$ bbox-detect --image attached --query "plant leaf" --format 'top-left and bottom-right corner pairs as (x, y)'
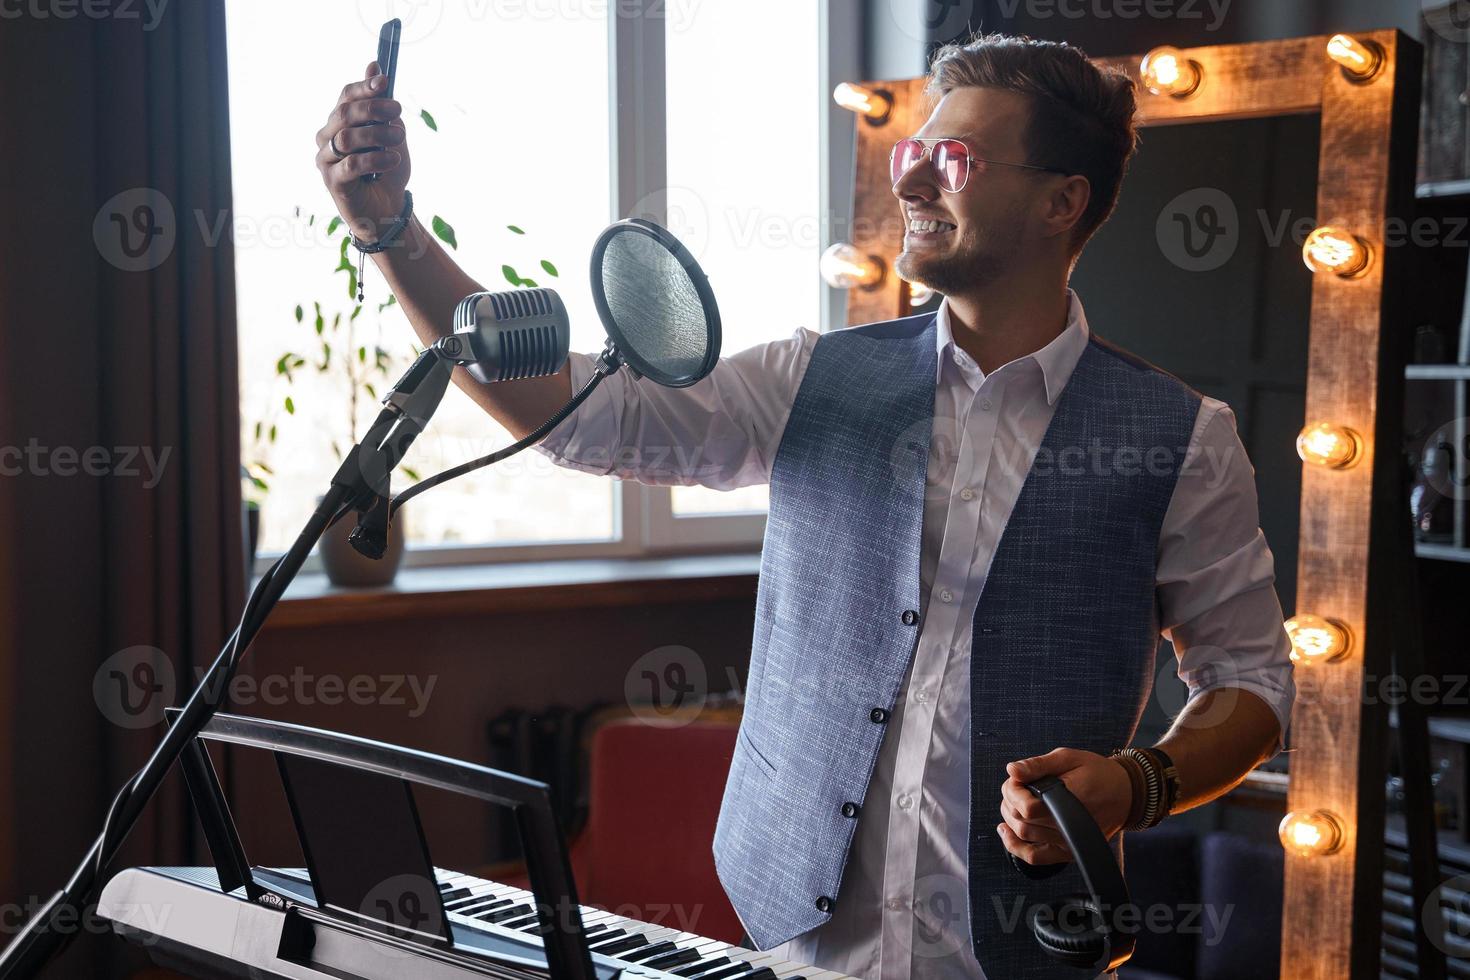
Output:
(315, 312), (325, 335)
(326, 216), (342, 236)
(268, 424), (277, 442)
(507, 225), (525, 235)
(364, 383), (377, 399)
(350, 304), (363, 321)
(502, 265), (521, 287)
(250, 476), (270, 492)
(420, 109), (438, 131)
(358, 346), (367, 364)
(284, 396), (295, 415)
(520, 277), (538, 288)
(431, 215), (458, 250)
(540, 259), (559, 277)
(402, 466), (421, 481)
(276, 354), (291, 375)
(254, 421), (263, 440)
(294, 304), (303, 323)
(256, 462), (273, 475)
(378, 295), (397, 313)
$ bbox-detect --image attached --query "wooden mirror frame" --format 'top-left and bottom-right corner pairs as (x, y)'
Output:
(842, 30), (1423, 979)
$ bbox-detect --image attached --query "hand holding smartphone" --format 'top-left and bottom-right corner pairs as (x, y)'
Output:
(362, 18), (401, 183)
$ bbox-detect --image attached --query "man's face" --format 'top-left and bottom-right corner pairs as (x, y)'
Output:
(892, 87), (1051, 296)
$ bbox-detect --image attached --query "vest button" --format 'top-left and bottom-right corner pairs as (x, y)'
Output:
(815, 896), (833, 913)
(841, 801), (860, 818)
(901, 610), (919, 626)
(870, 707), (889, 724)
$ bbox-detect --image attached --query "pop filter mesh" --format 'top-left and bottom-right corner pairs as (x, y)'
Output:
(598, 229), (711, 383)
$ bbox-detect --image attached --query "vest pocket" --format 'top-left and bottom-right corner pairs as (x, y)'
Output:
(737, 725), (778, 780)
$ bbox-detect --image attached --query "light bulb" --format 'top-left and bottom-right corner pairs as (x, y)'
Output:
(1327, 34), (1384, 81)
(1141, 47), (1203, 98)
(1279, 809), (1344, 857)
(1284, 614), (1353, 665)
(1296, 421), (1363, 470)
(833, 82), (892, 124)
(1302, 226), (1373, 278)
(820, 242), (884, 290)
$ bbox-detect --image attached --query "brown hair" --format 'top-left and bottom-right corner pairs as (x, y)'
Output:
(926, 33), (1139, 253)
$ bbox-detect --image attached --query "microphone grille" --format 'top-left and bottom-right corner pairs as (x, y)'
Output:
(458, 287), (570, 385)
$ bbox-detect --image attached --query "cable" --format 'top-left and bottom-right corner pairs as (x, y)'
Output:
(389, 369), (607, 517)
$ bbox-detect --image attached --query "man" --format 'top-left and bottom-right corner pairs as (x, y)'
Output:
(317, 32), (1294, 980)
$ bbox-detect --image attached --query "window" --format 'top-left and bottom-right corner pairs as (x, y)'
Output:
(228, 1), (828, 567)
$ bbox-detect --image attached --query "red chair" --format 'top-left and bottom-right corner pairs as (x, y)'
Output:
(502, 715), (745, 944)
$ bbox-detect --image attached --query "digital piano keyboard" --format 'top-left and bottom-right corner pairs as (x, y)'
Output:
(98, 863), (859, 980)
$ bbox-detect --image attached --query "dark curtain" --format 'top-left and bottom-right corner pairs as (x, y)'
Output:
(0, 1), (242, 975)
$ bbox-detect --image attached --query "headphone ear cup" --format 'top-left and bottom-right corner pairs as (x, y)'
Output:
(1029, 894), (1109, 969)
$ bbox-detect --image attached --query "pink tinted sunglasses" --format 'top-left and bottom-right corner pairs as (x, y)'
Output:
(890, 137), (1067, 193)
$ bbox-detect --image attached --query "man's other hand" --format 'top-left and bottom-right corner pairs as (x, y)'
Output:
(996, 748), (1132, 865)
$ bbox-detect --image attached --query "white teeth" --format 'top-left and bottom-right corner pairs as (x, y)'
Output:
(908, 219), (953, 234)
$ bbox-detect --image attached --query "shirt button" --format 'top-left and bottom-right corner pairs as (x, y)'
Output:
(886, 897), (905, 911)
(816, 896), (833, 913)
(841, 801), (861, 818)
(959, 487), (975, 501)
(870, 707), (890, 723)
(939, 589), (954, 603)
(897, 794), (914, 811)
(901, 610), (919, 626)
(914, 688), (930, 704)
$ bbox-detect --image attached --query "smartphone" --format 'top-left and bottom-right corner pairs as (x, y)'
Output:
(363, 18), (401, 183)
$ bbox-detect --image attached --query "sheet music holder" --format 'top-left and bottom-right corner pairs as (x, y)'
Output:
(166, 709), (598, 980)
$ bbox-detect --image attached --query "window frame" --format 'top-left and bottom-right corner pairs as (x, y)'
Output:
(250, 0), (854, 576)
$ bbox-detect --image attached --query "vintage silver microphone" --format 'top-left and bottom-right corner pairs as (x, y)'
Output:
(433, 287), (572, 384)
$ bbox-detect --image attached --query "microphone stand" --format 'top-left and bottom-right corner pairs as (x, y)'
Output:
(0, 351), (454, 980)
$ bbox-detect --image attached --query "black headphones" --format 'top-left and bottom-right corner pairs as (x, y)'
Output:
(1014, 776), (1137, 973)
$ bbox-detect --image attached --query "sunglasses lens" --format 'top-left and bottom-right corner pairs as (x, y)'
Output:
(891, 139), (924, 185)
(932, 140), (968, 192)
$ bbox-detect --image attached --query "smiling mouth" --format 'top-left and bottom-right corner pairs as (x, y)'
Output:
(906, 217), (957, 240)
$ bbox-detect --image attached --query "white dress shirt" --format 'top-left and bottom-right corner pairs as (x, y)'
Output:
(538, 291), (1296, 980)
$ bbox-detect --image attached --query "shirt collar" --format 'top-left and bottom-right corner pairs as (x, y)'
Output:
(932, 289), (1091, 405)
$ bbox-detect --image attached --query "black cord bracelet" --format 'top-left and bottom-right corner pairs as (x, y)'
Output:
(348, 189), (413, 303)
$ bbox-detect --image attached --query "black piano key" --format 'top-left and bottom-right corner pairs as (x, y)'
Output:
(739, 969), (779, 980)
(589, 934), (648, 956)
(671, 956), (732, 977)
(441, 886), (474, 901)
(498, 912), (542, 930)
(686, 963), (757, 980)
(447, 896), (511, 914)
(477, 903), (532, 924)
(584, 929), (630, 948)
(619, 941), (679, 963)
(642, 947), (703, 970)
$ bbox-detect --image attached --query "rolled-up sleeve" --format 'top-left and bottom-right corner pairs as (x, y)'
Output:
(535, 328), (817, 490)
(1156, 398), (1296, 753)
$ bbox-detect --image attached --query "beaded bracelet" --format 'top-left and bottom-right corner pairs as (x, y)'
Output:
(348, 189), (414, 303)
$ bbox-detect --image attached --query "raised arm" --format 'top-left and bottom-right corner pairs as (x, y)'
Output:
(315, 62), (572, 438)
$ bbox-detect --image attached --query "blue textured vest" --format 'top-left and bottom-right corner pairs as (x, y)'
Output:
(711, 312), (1202, 978)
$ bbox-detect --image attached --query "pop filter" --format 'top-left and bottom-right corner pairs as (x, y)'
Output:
(591, 217), (721, 387)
